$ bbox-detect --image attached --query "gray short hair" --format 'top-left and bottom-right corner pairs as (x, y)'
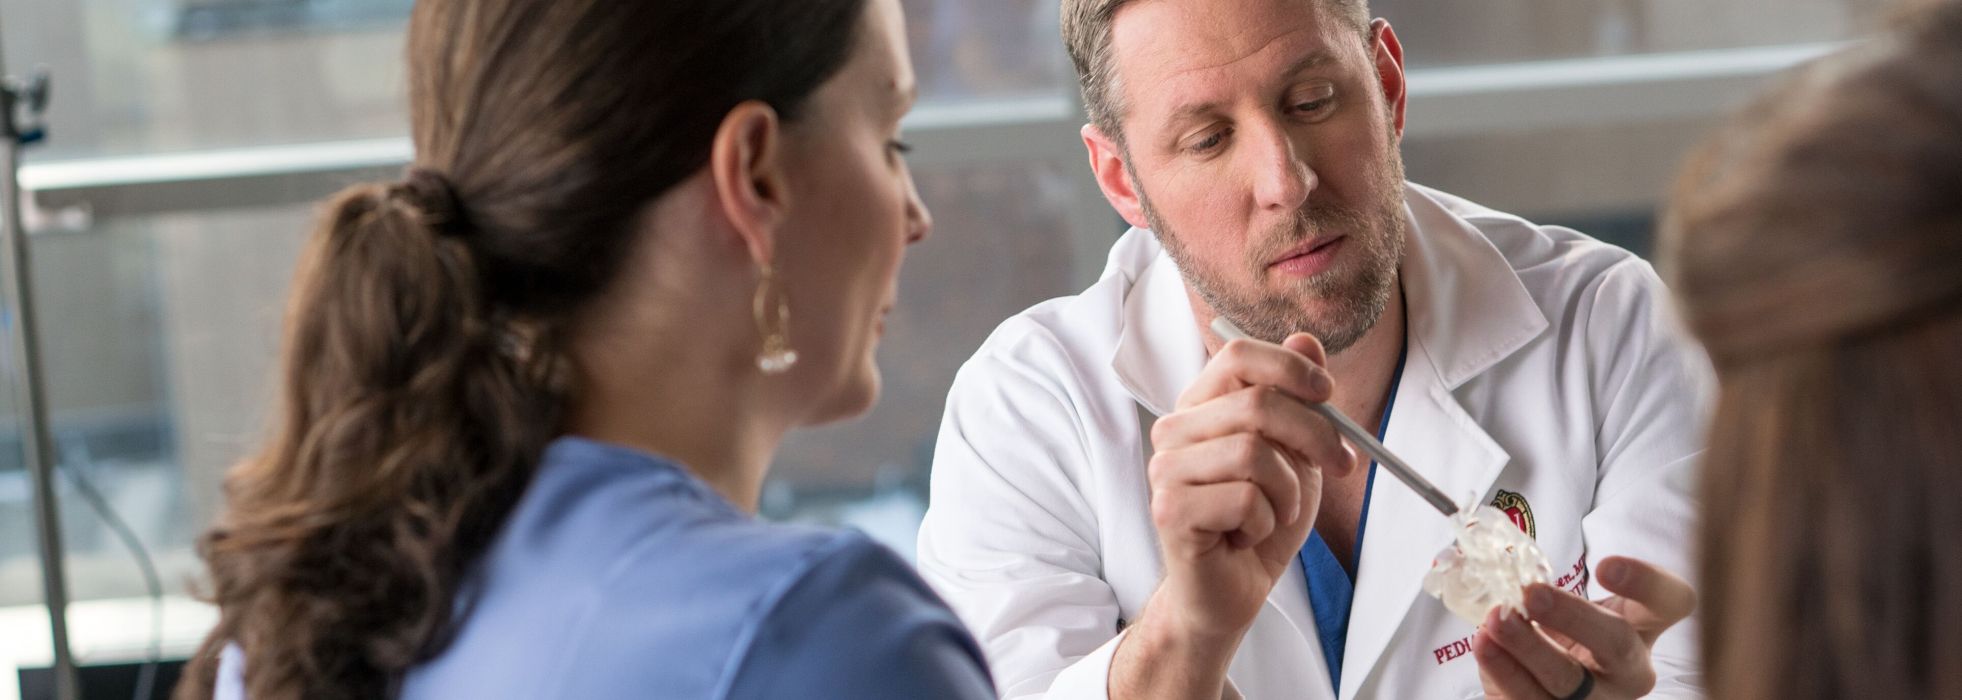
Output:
(1061, 0), (1369, 147)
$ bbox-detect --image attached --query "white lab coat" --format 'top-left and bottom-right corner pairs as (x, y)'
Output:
(917, 184), (1711, 700)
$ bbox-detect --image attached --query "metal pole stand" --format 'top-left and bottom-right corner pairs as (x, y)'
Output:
(2, 57), (80, 700)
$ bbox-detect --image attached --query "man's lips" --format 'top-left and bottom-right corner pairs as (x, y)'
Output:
(1268, 236), (1346, 276)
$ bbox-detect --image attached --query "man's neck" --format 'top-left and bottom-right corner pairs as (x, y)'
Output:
(1325, 283), (1407, 434)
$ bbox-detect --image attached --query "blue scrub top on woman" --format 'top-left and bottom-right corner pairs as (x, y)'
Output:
(216, 436), (995, 699)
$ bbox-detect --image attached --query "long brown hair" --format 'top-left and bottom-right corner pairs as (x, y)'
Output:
(177, 0), (867, 697)
(1660, 4), (1962, 698)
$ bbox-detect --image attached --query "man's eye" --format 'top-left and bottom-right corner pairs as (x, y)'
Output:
(1296, 98), (1334, 113)
(1188, 129), (1229, 154)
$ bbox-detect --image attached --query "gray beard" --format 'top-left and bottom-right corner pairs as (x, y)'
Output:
(1139, 175), (1408, 356)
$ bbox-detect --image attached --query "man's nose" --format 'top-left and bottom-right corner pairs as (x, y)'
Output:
(1250, 124), (1315, 213)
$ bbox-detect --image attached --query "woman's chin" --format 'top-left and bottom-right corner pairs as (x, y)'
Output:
(799, 360), (882, 427)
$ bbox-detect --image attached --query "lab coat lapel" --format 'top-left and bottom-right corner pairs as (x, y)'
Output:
(1338, 186), (1549, 699)
(1336, 337), (1509, 699)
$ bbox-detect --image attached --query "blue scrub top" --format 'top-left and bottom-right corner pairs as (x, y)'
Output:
(216, 436), (995, 699)
(1298, 344), (1407, 692)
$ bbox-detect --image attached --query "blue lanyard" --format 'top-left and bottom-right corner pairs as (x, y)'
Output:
(1297, 341), (1408, 693)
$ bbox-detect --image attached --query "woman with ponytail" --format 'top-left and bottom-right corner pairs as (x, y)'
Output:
(1662, 3), (1962, 698)
(175, 0), (994, 697)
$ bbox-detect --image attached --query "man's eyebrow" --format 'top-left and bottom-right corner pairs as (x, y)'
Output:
(1164, 99), (1226, 130)
(1160, 50), (1338, 131)
(1286, 50), (1337, 75)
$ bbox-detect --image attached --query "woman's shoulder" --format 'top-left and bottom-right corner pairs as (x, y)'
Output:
(412, 519), (939, 696)
(738, 526), (941, 621)
(714, 529), (997, 699)
(517, 439), (932, 612)
(410, 441), (940, 697)
(599, 522), (922, 631)
(521, 524), (993, 699)
(500, 437), (818, 576)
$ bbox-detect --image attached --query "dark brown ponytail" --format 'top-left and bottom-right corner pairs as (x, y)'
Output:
(181, 177), (571, 698)
(177, 0), (868, 697)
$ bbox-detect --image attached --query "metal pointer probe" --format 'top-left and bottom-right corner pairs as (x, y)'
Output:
(1210, 316), (1461, 517)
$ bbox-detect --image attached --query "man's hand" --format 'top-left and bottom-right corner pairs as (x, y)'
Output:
(1473, 556), (1698, 699)
(1110, 333), (1357, 699)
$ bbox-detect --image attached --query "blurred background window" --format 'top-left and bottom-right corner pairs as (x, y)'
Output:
(0, 0), (1880, 696)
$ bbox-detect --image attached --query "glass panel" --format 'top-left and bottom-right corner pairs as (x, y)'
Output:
(1379, 0), (1870, 68)
(901, 0), (1074, 101)
(0, 210), (298, 689)
(0, 0), (412, 160)
(0, 0), (1076, 162)
(0, 208), (308, 612)
(1402, 114), (1719, 255)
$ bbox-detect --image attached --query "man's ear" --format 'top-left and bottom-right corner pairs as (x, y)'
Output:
(1370, 18), (1408, 140)
(709, 100), (791, 266)
(1083, 123), (1153, 230)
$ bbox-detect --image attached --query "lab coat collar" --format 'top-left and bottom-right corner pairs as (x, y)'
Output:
(1111, 243), (1207, 418)
(1396, 183), (1551, 390)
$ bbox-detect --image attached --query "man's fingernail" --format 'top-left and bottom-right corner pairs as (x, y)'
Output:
(1527, 587), (1553, 615)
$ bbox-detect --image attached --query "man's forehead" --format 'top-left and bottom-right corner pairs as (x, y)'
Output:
(1110, 0), (1347, 81)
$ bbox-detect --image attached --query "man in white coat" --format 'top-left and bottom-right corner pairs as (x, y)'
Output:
(915, 0), (1709, 698)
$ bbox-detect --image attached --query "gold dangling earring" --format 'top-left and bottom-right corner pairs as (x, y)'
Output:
(753, 263), (798, 374)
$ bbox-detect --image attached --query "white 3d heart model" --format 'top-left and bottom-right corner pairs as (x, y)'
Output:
(1422, 505), (1553, 626)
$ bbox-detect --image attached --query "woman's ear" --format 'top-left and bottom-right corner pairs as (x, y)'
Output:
(709, 101), (792, 266)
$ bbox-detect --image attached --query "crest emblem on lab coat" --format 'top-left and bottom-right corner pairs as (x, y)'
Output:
(1491, 490), (1536, 539)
